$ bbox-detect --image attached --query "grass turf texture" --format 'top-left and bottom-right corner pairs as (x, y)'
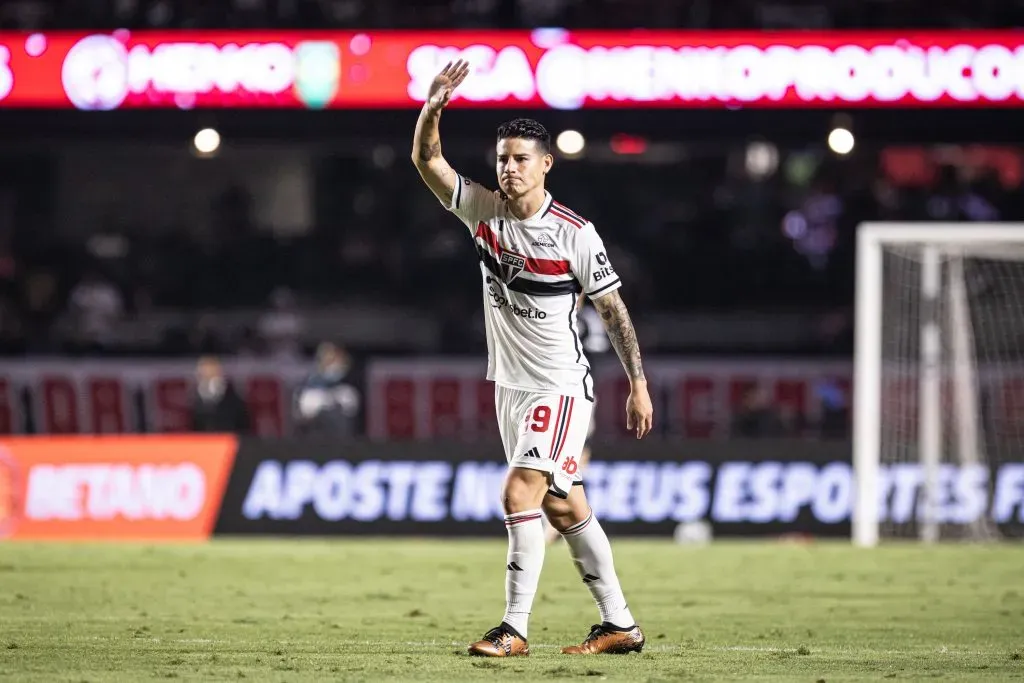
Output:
(0, 540), (1022, 682)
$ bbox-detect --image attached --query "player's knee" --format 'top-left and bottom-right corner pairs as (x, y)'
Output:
(501, 467), (548, 514)
(542, 495), (574, 531)
(545, 489), (591, 531)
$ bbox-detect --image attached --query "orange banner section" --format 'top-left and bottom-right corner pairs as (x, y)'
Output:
(0, 436), (237, 541)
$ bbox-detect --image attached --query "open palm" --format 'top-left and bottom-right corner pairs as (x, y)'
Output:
(427, 59), (470, 112)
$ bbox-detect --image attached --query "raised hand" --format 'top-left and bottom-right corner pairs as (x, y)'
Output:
(426, 60), (470, 112)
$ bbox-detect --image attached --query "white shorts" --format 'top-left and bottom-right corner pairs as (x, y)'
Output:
(495, 384), (594, 499)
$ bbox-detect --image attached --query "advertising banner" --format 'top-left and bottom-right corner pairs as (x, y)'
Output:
(213, 439), (1024, 538)
(1, 30), (1024, 110)
(0, 435), (238, 541)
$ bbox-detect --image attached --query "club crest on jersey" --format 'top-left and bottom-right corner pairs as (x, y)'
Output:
(500, 250), (527, 282)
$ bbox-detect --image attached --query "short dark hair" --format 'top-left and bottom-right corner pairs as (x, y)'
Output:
(496, 118), (551, 154)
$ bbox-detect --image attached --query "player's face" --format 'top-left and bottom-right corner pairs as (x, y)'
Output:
(496, 138), (552, 199)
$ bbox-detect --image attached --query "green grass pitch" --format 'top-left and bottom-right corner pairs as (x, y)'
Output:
(1, 539), (1022, 682)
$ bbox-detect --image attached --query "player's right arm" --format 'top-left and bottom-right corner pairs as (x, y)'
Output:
(411, 60), (468, 207)
(412, 60), (497, 230)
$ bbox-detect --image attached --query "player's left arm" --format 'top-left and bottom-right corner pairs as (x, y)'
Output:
(571, 223), (653, 439)
(592, 290), (653, 439)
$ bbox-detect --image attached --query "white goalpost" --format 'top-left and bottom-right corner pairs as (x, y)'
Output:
(853, 223), (1024, 546)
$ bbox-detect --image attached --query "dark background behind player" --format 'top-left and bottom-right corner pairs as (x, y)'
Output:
(0, 0), (1019, 445)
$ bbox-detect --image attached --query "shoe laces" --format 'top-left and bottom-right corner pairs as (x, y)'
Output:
(484, 626), (512, 647)
(583, 624), (609, 643)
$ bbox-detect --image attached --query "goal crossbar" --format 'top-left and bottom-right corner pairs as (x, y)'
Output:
(858, 223), (1024, 245)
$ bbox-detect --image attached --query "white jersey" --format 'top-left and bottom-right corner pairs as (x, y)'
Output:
(443, 173), (621, 400)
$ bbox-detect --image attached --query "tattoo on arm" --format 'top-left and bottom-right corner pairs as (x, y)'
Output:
(593, 291), (645, 381)
(412, 106), (455, 204)
(417, 140), (441, 162)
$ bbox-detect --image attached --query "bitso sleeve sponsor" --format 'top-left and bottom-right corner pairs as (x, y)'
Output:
(571, 224), (621, 300)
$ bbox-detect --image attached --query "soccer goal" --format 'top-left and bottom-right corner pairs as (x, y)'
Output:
(853, 223), (1024, 546)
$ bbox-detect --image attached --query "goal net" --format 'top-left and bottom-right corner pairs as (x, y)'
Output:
(853, 224), (1024, 546)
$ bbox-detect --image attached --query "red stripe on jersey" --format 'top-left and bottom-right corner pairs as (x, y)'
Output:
(555, 397), (575, 457)
(475, 222), (501, 255)
(549, 396), (565, 458)
(525, 256), (571, 275)
(549, 205), (584, 229)
(475, 222), (571, 275)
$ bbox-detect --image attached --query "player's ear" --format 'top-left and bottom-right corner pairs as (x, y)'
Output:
(543, 153), (553, 175)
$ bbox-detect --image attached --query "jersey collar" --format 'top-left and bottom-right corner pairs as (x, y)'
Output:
(506, 191), (553, 224)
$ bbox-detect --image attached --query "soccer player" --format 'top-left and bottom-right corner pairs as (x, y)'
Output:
(411, 60), (653, 658)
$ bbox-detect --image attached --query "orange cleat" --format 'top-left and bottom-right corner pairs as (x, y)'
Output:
(561, 623), (645, 655)
(467, 624), (530, 657)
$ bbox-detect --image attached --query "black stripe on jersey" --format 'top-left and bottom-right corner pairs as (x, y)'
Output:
(539, 195), (554, 218)
(549, 397), (571, 460)
(568, 292), (595, 402)
(477, 247), (582, 296)
(510, 278), (581, 296)
(454, 175), (463, 209)
(587, 278), (621, 297)
(553, 203), (586, 224)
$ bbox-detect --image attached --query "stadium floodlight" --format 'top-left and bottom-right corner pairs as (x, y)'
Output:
(556, 130), (585, 156)
(193, 128), (221, 156)
(828, 127), (854, 155)
(853, 223), (1024, 547)
(745, 141), (779, 179)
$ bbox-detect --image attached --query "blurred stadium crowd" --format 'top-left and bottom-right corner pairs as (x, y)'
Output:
(0, 139), (1018, 359)
(0, 0), (1017, 30)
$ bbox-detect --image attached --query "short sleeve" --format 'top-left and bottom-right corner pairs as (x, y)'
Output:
(442, 173), (499, 232)
(571, 223), (622, 299)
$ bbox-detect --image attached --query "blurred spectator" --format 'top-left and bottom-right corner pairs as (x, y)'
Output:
(189, 356), (252, 433)
(66, 269), (124, 351)
(815, 378), (850, 440)
(293, 341), (362, 437)
(731, 385), (789, 438)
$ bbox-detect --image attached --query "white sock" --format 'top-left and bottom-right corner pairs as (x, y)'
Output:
(562, 510), (635, 629)
(502, 509), (546, 638)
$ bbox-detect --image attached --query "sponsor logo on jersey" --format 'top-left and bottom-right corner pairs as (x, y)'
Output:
(519, 447), (542, 459)
(487, 281), (548, 319)
(594, 265), (616, 281)
(531, 233), (556, 248)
